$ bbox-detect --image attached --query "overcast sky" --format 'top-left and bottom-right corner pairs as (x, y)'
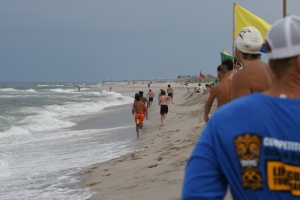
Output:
(1, 0), (300, 82)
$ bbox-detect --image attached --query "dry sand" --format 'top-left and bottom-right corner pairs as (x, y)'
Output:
(78, 82), (232, 200)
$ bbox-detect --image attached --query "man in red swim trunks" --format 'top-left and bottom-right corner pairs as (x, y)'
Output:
(132, 93), (148, 138)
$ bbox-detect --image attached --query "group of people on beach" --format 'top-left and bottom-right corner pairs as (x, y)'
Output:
(202, 26), (274, 123)
(182, 15), (300, 199)
(131, 84), (175, 138)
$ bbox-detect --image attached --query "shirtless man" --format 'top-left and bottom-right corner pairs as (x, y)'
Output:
(221, 59), (234, 79)
(232, 26), (275, 100)
(139, 91), (149, 111)
(158, 89), (164, 100)
(166, 84), (174, 104)
(147, 89), (155, 107)
(159, 90), (170, 125)
(132, 93), (147, 138)
(204, 65), (232, 122)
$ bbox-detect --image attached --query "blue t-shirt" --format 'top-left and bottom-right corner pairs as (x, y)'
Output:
(182, 93), (300, 200)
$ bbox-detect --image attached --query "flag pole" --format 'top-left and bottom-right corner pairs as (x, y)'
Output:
(283, 0), (287, 17)
(232, 2), (236, 64)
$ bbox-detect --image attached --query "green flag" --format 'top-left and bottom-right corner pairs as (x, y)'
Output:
(221, 52), (233, 61)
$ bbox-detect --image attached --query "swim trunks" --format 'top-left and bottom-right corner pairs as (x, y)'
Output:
(160, 105), (168, 115)
(168, 93), (173, 98)
(134, 113), (144, 123)
(149, 97), (153, 102)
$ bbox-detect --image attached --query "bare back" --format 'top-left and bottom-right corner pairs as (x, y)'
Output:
(159, 95), (169, 105)
(148, 91), (155, 98)
(140, 96), (148, 104)
(232, 60), (274, 99)
(209, 79), (232, 108)
(167, 87), (173, 93)
(133, 100), (145, 114)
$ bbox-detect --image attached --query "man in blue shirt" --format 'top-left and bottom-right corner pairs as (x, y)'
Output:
(182, 15), (300, 199)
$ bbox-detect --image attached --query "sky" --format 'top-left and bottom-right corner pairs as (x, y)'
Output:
(1, 0), (300, 82)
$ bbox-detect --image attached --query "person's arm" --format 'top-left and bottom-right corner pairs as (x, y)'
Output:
(231, 74), (251, 100)
(146, 98), (150, 108)
(132, 103), (135, 115)
(145, 108), (149, 120)
(203, 88), (216, 122)
(182, 121), (227, 199)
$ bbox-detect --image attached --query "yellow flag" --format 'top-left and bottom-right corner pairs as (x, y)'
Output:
(222, 50), (230, 55)
(234, 3), (271, 40)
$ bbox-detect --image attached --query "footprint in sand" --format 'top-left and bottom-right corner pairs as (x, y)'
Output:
(82, 169), (93, 175)
(157, 157), (163, 161)
(118, 158), (126, 162)
(86, 182), (101, 187)
(148, 164), (158, 168)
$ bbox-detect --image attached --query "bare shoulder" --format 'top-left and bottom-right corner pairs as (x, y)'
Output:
(210, 85), (219, 95)
(133, 101), (137, 107)
(233, 69), (248, 82)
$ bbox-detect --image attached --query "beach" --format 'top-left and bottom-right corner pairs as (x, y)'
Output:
(78, 82), (232, 200)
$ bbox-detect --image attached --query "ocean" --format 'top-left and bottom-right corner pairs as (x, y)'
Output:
(0, 82), (142, 200)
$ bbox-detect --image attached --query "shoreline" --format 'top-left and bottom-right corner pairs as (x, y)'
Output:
(77, 83), (232, 200)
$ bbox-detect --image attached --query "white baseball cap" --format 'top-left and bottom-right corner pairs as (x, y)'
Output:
(266, 15), (300, 59)
(235, 26), (263, 54)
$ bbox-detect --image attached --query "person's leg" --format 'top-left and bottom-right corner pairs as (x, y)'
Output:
(134, 115), (140, 138)
(139, 122), (143, 129)
(136, 123), (139, 138)
(160, 106), (163, 124)
(170, 95), (174, 104)
(138, 113), (144, 130)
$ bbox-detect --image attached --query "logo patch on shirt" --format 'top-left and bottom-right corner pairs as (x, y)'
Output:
(267, 161), (300, 196)
(234, 133), (262, 189)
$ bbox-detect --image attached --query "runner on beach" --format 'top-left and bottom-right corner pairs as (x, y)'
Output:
(158, 89), (164, 100)
(139, 91), (149, 115)
(167, 84), (174, 104)
(158, 90), (170, 125)
(203, 64), (232, 122)
(132, 93), (147, 138)
(147, 89), (155, 107)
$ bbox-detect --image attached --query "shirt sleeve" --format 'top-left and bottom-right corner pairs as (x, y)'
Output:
(182, 120), (227, 200)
